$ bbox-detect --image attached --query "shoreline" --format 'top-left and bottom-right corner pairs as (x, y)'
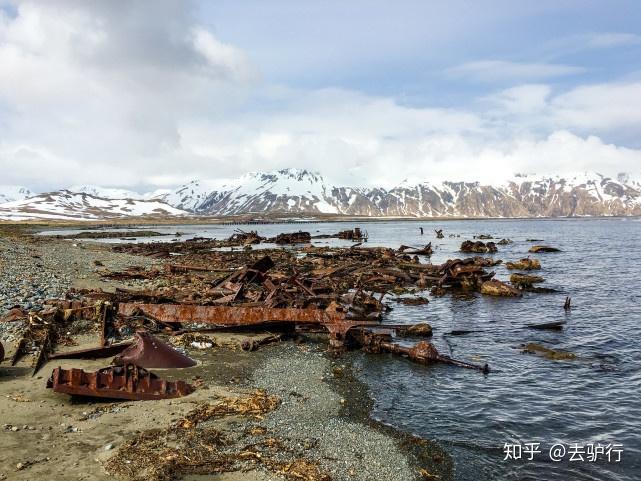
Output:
(1, 213), (638, 230)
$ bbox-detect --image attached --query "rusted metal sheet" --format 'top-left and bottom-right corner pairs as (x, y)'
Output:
(113, 331), (196, 368)
(46, 364), (194, 400)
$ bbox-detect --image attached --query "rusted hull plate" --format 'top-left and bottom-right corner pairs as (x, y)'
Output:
(114, 331), (196, 368)
(46, 364), (194, 400)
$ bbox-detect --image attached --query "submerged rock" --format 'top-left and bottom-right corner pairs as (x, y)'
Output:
(397, 323), (433, 337)
(510, 273), (545, 287)
(506, 258), (541, 270)
(522, 342), (576, 360)
(472, 256), (502, 267)
(480, 279), (522, 297)
(529, 245), (561, 253)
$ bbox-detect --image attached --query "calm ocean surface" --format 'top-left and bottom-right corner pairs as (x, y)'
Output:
(41, 218), (641, 480)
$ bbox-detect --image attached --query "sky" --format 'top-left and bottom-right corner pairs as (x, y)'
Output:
(1, 0), (641, 191)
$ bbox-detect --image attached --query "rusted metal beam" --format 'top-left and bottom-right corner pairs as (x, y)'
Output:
(118, 303), (350, 325)
(46, 364), (194, 400)
(118, 303), (381, 348)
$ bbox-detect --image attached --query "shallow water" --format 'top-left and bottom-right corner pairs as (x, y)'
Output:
(41, 218), (641, 480)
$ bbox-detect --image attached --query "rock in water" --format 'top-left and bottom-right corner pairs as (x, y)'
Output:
(480, 279), (522, 297)
(529, 245), (561, 253)
(510, 273), (545, 287)
(397, 323), (433, 337)
(506, 258), (541, 270)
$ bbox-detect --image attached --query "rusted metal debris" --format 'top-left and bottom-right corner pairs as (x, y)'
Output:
(460, 240), (498, 254)
(356, 331), (489, 373)
(434, 229), (444, 239)
(0, 341), (4, 363)
(564, 296), (572, 310)
(117, 303), (379, 348)
(398, 243), (433, 256)
(46, 364), (195, 400)
(270, 231), (312, 244)
(228, 229), (264, 245)
(113, 330), (197, 368)
(337, 227), (368, 241)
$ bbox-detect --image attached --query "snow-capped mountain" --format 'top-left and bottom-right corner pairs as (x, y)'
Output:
(0, 190), (187, 221)
(0, 185), (34, 204)
(3, 169), (641, 220)
(160, 169), (641, 217)
(68, 185), (145, 200)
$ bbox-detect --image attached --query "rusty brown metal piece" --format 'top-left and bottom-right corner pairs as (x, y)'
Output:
(355, 330), (489, 372)
(398, 243), (433, 256)
(46, 364), (195, 400)
(0, 307), (28, 323)
(271, 231), (311, 244)
(113, 330), (196, 368)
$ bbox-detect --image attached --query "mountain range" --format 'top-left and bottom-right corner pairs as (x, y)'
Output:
(1, 169), (640, 220)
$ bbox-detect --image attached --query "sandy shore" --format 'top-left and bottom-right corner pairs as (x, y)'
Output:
(0, 226), (452, 481)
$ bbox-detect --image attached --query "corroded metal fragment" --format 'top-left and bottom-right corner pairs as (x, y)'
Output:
(46, 364), (194, 400)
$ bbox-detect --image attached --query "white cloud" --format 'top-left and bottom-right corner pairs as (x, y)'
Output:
(585, 32), (641, 48)
(447, 60), (585, 82)
(550, 82), (641, 132)
(0, 1), (640, 192)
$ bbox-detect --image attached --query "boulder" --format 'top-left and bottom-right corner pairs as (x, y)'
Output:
(506, 258), (541, 270)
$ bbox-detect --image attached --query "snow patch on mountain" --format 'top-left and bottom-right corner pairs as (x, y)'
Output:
(69, 185), (144, 200)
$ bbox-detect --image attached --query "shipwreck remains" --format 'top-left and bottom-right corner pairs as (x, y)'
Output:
(113, 330), (197, 368)
(46, 364), (195, 400)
